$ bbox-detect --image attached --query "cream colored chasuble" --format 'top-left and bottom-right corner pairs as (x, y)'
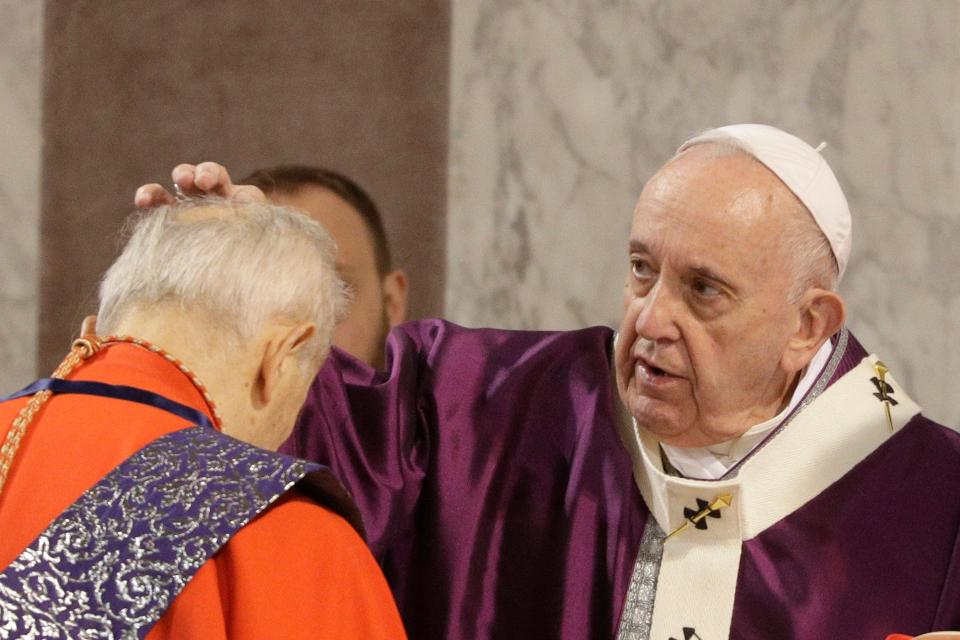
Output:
(615, 332), (922, 640)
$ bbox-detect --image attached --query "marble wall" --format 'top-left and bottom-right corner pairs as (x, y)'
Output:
(447, 0), (960, 426)
(0, 0), (42, 395)
(2, 1), (958, 426)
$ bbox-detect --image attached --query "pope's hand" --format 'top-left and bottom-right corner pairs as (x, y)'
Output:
(134, 162), (266, 208)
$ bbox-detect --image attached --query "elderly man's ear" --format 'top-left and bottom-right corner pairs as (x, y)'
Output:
(781, 289), (846, 374)
(254, 322), (317, 407)
(79, 315), (98, 337)
(382, 269), (409, 327)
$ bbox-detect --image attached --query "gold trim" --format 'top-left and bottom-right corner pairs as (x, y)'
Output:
(872, 360), (895, 432)
(0, 336), (102, 496)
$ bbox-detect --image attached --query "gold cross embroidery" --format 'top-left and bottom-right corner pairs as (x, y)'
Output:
(666, 494), (733, 540)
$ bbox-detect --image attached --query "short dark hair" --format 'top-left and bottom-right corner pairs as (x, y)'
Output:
(241, 165), (393, 276)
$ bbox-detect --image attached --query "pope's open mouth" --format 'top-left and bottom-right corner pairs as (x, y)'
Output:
(635, 358), (683, 389)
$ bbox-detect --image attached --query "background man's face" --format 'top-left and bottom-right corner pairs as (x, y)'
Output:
(271, 185), (390, 367)
(615, 147), (803, 447)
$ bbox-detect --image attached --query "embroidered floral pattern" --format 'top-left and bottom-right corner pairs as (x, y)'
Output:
(0, 426), (314, 639)
(616, 520), (665, 640)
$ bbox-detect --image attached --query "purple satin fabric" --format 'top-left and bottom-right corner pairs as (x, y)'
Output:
(283, 320), (647, 639)
(732, 416), (960, 638)
(282, 320), (960, 639)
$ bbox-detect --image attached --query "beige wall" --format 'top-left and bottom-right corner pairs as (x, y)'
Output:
(0, 0), (42, 395)
(38, 0), (450, 373)
(447, 1), (960, 426)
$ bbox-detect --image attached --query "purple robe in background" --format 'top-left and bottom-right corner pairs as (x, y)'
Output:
(281, 319), (960, 639)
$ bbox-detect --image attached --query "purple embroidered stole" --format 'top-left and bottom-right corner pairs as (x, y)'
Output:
(0, 381), (356, 639)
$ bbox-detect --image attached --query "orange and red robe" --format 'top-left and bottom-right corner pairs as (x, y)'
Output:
(0, 342), (406, 639)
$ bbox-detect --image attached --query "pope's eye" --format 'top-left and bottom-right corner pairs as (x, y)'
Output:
(692, 279), (720, 297)
(631, 258), (653, 279)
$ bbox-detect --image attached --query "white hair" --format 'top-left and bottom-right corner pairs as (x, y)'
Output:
(677, 138), (838, 301)
(98, 197), (349, 363)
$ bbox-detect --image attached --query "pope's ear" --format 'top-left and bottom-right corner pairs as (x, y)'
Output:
(782, 289), (846, 373)
(255, 322), (317, 406)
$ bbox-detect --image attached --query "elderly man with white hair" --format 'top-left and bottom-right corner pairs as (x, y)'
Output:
(137, 125), (960, 640)
(0, 199), (406, 638)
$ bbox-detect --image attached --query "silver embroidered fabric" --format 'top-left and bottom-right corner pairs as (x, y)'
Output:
(616, 519), (666, 640)
(0, 426), (309, 639)
(792, 328), (848, 418)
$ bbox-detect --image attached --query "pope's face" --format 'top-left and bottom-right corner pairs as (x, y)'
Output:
(615, 146), (803, 447)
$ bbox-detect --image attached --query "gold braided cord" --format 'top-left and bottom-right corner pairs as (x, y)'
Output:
(0, 337), (102, 497)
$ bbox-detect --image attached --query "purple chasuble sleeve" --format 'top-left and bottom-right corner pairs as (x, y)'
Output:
(281, 319), (649, 639)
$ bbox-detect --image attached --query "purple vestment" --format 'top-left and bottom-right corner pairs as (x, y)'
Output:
(282, 319), (960, 639)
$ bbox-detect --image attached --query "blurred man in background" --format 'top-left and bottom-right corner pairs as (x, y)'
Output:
(243, 165), (408, 369)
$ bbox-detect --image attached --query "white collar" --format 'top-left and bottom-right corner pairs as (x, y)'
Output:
(612, 332), (921, 539)
(659, 340), (834, 480)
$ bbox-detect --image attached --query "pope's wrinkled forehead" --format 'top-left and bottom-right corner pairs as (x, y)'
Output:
(674, 124), (851, 278)
(637, 144), (801, 221)
(628, 146), (804, 285)
(633, 144), (799, 229)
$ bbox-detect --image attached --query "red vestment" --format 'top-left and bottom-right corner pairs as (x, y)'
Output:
(0, 343), (406, 639)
